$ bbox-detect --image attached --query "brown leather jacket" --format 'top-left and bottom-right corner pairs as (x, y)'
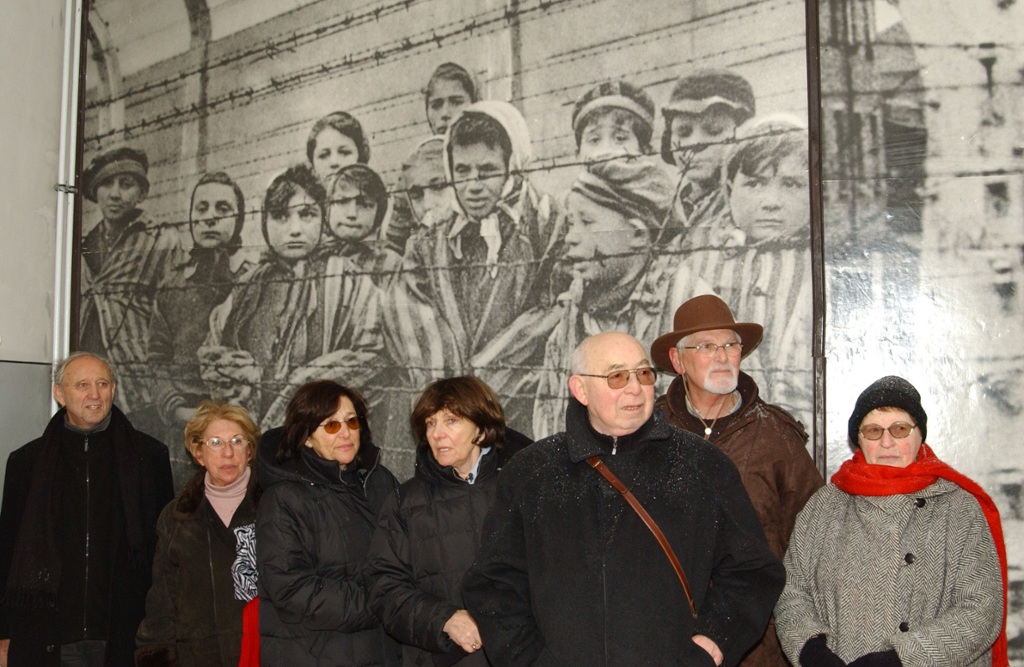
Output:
(656, 371), (823, 667)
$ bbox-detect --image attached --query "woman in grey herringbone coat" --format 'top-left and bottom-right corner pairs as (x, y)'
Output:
(775, 376), (1008, 667)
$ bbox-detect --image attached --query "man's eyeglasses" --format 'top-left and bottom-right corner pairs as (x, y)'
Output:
(680, 342), (743, 357)
(320, 416), (361, 433)
(198, 436), (250, 451)
(577, 367), (657, 389)
(859, 422), (917, 440)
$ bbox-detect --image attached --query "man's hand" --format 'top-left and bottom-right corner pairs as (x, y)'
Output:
(443, 609), (484, 653)
(1, 637), (10, 667)
(692, 634), (723, 666)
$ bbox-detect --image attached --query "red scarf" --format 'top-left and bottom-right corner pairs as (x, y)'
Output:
(832, 444), (1008, 667)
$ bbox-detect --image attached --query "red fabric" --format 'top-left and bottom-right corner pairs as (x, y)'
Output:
(831, 445), (1008, 667)
(238, 597), (260, 667)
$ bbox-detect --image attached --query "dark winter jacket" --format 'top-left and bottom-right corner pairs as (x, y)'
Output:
(657, 372), (823, 667)
(367, 430), (529, 667)
(255, 427), (400, 667)
(135, 468), (260, 667)
(0, 407), (173, 667)
(462, 398), (785, 667)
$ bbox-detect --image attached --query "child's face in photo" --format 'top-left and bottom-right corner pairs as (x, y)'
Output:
(96, 174), (145, 224)
(329, 180), (379, 243)
(564, 194), (646, 286)
(578, 116), (641, 163)
(266, 189), (322, 261)
(427, 78), (472, 135)
(405, 159), (451, 223)
(728, 152), (809, 245)
(190, 182), (239, 249)
(451, 142), (508, 222)
(312, 128), (360, 184)
(669, 107), (738, 185)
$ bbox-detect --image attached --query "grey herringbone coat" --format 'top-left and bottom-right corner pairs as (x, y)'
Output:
(775, 479), (1002, 667)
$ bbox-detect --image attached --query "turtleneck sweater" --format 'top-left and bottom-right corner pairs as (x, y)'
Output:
(205, 465), (251, 526)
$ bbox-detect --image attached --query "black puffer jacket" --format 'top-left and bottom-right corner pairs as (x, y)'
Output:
(255, 427), (400, 667)
(366, 430), (529, 667)
(135, 468), (259, 667)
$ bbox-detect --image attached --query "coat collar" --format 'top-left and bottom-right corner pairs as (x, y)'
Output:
(564, 396), (673, 464)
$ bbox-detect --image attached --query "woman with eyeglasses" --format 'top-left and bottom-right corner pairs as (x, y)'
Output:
(775, 376), (1008, 667)
(255, 379), (399, 666)
(135, 401), (261, 667)
(366, 377), (530, 667)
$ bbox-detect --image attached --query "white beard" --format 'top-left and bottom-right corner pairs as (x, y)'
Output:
(701, 365), (738, 395)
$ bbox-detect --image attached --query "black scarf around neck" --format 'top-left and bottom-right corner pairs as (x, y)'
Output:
(4, 406), (150, 610)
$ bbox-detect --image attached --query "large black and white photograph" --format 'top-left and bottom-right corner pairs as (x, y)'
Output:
(73, 0), (1022, 659)
(79, 0), (813, 477)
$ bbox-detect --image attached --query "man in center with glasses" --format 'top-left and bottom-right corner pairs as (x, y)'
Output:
(650, 294), (823, 667)
(463, 331), (784, 666)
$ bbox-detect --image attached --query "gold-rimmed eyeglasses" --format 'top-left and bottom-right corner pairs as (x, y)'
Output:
(680, 341), (743, 357)
(197, 436), (250, 451)
(320, 416), (361, 433)
(859, 422), (917, 440)
(577, 367), (657, 389)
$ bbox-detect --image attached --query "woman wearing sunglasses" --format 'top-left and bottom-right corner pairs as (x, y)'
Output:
(775, 376), (1008, 667)
(135, 401), (260, 666)
(254, 380), (399, 666)
(366, 377), (530, 667)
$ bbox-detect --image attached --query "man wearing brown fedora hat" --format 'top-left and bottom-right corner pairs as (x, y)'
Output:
(651, 294), (822, 667)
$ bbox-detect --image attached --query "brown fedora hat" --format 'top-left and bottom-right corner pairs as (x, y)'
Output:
(650, 294), (763, 372)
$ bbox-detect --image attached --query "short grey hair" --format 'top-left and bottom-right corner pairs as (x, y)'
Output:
(53, 351), (117, 386)
(569, 337), (593, 375)
(676, 330), (742, 351)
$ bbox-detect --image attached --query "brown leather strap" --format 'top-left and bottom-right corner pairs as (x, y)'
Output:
(587, 455), (699, 619)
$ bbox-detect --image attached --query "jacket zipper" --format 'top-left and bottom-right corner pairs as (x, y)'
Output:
(611, 437), (618, 456)
(207, 526), (217, 623)
(83, 435), (90, 636)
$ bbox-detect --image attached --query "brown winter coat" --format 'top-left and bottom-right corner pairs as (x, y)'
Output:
(656, 371), (823, 667)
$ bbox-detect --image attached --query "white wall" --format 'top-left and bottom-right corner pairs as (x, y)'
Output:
(0, 0), (72, 491)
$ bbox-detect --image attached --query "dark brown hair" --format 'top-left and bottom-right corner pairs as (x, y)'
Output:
(410, 376), (507, 451)
(277, 380), (372, 464)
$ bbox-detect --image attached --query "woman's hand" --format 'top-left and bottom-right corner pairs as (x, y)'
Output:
(443, 609), (483, 653)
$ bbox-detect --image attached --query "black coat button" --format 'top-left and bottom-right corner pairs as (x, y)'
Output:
(899, 622), (909, 632)
(915, 498), (925, 507)
(904, 553), (916, 564)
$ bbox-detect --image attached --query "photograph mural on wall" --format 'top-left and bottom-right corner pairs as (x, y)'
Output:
(78, 0), (814, 482)
(819, 0), (1024, 657)
(76, 0), (1023, 655)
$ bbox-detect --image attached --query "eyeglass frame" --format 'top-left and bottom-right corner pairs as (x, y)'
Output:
(320, 416), (361, 434)
(576, 367), (658, 389)
(858, 422), (918, 441)
(679, 341), (743, 357)
(195, 435), (251, 452)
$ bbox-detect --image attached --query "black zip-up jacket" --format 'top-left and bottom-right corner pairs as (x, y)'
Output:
(0, 407), (173, 667)
(462, 399), (785, 667)
(255, 427), (400, 666)
(366, 429), (529, 667)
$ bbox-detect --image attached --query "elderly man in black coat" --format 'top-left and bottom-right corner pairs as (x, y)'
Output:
(0, 352), (173, 667)
(462, 332), (784, 667)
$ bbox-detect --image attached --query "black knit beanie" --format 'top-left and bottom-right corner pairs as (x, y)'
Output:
(847, 375), (928, 446)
